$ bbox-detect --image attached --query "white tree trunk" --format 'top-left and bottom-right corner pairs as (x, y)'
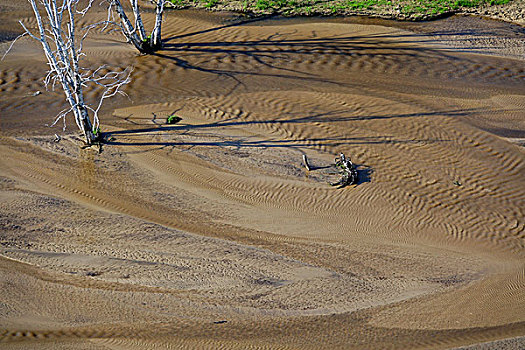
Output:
(112, 0), (145, 51)
(150, 0), (165, 49)
(130, 0), (147, 41)
(110, 0), (165, 53)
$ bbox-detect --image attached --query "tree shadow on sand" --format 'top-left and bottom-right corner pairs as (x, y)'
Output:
(148, 19), (510, 96)
(101, 108), (471, 171)
(141, 22), (525, 100)
(106, 107), (482, 139)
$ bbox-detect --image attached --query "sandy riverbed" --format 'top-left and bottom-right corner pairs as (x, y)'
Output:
(0, 2), (524, 349)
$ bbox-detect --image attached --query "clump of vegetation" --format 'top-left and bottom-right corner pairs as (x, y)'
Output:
(167, 114), (182, 124)
(166, 0), (513, 20)
(203, 0), (219, 8)
(93, 126), (101, 137)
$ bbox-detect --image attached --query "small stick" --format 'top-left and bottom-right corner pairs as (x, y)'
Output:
(302, 154), (311, 171)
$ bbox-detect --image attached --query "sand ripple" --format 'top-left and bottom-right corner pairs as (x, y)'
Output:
(1, 6), (524, 349)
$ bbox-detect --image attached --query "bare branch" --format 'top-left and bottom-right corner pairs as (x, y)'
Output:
(77, 0), (96, 16)
(1, 31), (29, 61)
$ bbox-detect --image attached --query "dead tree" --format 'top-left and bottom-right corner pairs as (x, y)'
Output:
(331, 153), (358, 187)
(106, 0), (166, 54)
(10, 0), (132, 145)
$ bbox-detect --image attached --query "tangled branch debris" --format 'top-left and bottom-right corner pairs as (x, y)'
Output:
(302, 153), (359, 188)
(331, 153), (358, 188)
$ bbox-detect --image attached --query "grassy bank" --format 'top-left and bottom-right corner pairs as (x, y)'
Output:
(166, 0), (513, 20)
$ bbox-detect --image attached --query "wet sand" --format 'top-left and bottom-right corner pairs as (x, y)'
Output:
(0, 3), (524, 349)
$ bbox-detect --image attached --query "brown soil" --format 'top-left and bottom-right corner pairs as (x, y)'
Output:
(0, 2), (524, 349)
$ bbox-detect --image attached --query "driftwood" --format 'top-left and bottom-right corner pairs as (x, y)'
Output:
(302, 154), (311, 171)
(331, 153), (358, 187)
(302, 153), (358, 188)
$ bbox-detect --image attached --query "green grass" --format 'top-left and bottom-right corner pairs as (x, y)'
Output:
(166, 114), (182, 124)
(166, 0), (513, 19)
(202, 0), (219, 8)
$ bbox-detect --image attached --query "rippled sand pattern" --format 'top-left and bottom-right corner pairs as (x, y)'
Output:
(0, 4), (524, 349)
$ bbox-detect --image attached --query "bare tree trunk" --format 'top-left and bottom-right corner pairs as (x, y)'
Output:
(76, 105), (95, 144)
(130, 0), (147, 41)
(150, 0), (165, 50)
(109, 0), (165, 54)
(112, 0), (146, 52)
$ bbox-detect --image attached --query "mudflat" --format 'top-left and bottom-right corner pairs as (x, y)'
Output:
(0, 2), (524, 349)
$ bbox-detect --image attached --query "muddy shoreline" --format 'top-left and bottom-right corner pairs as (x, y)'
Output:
(164, 0), (525, 25)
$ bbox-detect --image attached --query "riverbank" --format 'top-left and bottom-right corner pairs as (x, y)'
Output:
(165, 0), (525, 24)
